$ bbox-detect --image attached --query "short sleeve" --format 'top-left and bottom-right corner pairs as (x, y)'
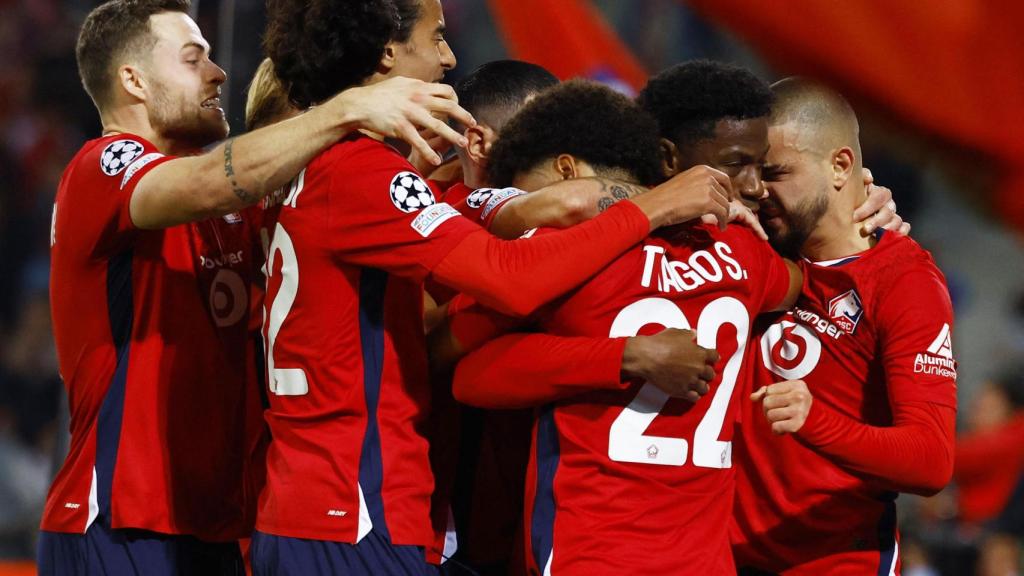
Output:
(876, 265), (958, 409)
(64, 135), (173, 256)
(324, 141), (481, 283)
(451, 187), (527, 227)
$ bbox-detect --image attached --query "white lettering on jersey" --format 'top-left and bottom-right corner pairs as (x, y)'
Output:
(199, 250), (245, 269)
(283, 168), (306, 208)
(411, 202), (460, 237)
(639, 242), (747, 294)
(120, 152), (165, 189)
(479, 187), (526, 220)
(914, 322), (957, 379)
(927, 323), (953, 358)
(791, 306), (844, 340)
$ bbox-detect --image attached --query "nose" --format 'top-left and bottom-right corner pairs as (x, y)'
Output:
(738, 167), (767, 203)
(440, 40), (456, 71)
(209, 60), (227, 85)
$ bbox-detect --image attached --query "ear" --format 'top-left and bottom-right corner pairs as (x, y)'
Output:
(119, 64), (147, 101)
(378, 42), (398, 75)
(465, 125), (490, 166)
(555, 154), (579, 180)
(659, 138), (681, 179)
(831, 146), (855, 190)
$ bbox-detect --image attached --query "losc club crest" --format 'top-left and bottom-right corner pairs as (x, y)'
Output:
(827, 289), (863, 335)
(389, 171), (435, 213)
(100, 139), (145, 176)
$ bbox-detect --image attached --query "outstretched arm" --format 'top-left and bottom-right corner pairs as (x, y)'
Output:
(485, 166), (734, 239)
(131, 78), (474, 229)
(432, 167), (735, 317)
(453, 329), (717, 408)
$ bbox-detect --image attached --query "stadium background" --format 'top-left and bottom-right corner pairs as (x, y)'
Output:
(1, 0), (1022, 574)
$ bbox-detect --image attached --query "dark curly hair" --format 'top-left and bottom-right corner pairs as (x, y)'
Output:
(488, 80), (663, 188)
(637, 60), (773, 148)
(263, 0), (421, 108)
(76, 0), (191, 110)
(454, 60), (558, 131)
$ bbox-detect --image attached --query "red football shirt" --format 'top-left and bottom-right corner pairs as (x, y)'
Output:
(515, 225), (790, 575)
(44, 134), (266, 541)
(731, 232), (957, 575)
(256, 135), (482, 545)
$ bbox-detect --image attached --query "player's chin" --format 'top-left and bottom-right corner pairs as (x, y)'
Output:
(205, 118), (230, 141)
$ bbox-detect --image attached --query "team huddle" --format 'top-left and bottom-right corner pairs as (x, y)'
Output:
(39, 0), (956, 575)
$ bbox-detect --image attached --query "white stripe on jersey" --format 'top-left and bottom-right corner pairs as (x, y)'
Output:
(356, 482), (373, 543)
(86, 467), (99, 531)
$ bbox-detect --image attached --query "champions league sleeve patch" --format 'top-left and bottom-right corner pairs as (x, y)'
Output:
(100, 139), (145, 176)
(465, 188), (497, 209)
(390, 171), (436, 213)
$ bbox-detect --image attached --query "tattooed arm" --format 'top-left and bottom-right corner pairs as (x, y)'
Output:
(129, 77), (474, 230)
(487, 165), (732, 239)
(487, 178), (648, 239)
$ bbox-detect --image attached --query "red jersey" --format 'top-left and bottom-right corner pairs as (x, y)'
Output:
(44, 135), (266, 541)
(732, 232), (957, 575)
(519, 225), (790, 575)
(256, 135), (480, 545)
(450, 185), (526, 227)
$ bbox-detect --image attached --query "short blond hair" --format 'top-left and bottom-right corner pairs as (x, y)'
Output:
(245, 58), (297, 130)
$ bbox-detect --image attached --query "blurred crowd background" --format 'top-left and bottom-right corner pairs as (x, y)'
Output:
(1, 1), (1022, 574)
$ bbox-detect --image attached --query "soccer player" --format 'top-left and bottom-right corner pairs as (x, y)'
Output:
(440, 63), (905, 574)
(253, 1), (734, 574)
(447, 79), (802, 575)
(730, 78), (957, 575)
(445, 60), (559, 206)
(40, 0), (476, 573)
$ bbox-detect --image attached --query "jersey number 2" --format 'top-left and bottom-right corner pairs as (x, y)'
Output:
(607, 297), (749, 468)
(263, 221), (309, 396)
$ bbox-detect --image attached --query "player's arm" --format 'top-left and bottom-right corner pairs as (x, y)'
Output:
(757, 241), (803, 313)
(130, 77), (474, 229)
(766, 389), (955, 496)
(427, 292), (717, 407)
(486, 178), (648, 239)
(432, 167), (735, 316)
(768, 259), (803, 312)
(483, 166), (734, 239)
(452, 329), (717, 408)
(756, 269), (957, 495)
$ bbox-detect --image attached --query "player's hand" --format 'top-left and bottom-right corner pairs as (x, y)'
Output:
(722, 200), (768, 240)
(331, 77), (474, 166)
(408, 126), (455, 175)
(852, 168), (911, 236)
(751, 380), (813, 435)
(632, 165), (732, 231)
(622, 329), (720, 402)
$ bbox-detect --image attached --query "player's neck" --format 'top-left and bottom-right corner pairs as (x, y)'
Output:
(101, 107), (201, 157)
(801, 207), (876, 262)
(462, 161), (488, 190)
